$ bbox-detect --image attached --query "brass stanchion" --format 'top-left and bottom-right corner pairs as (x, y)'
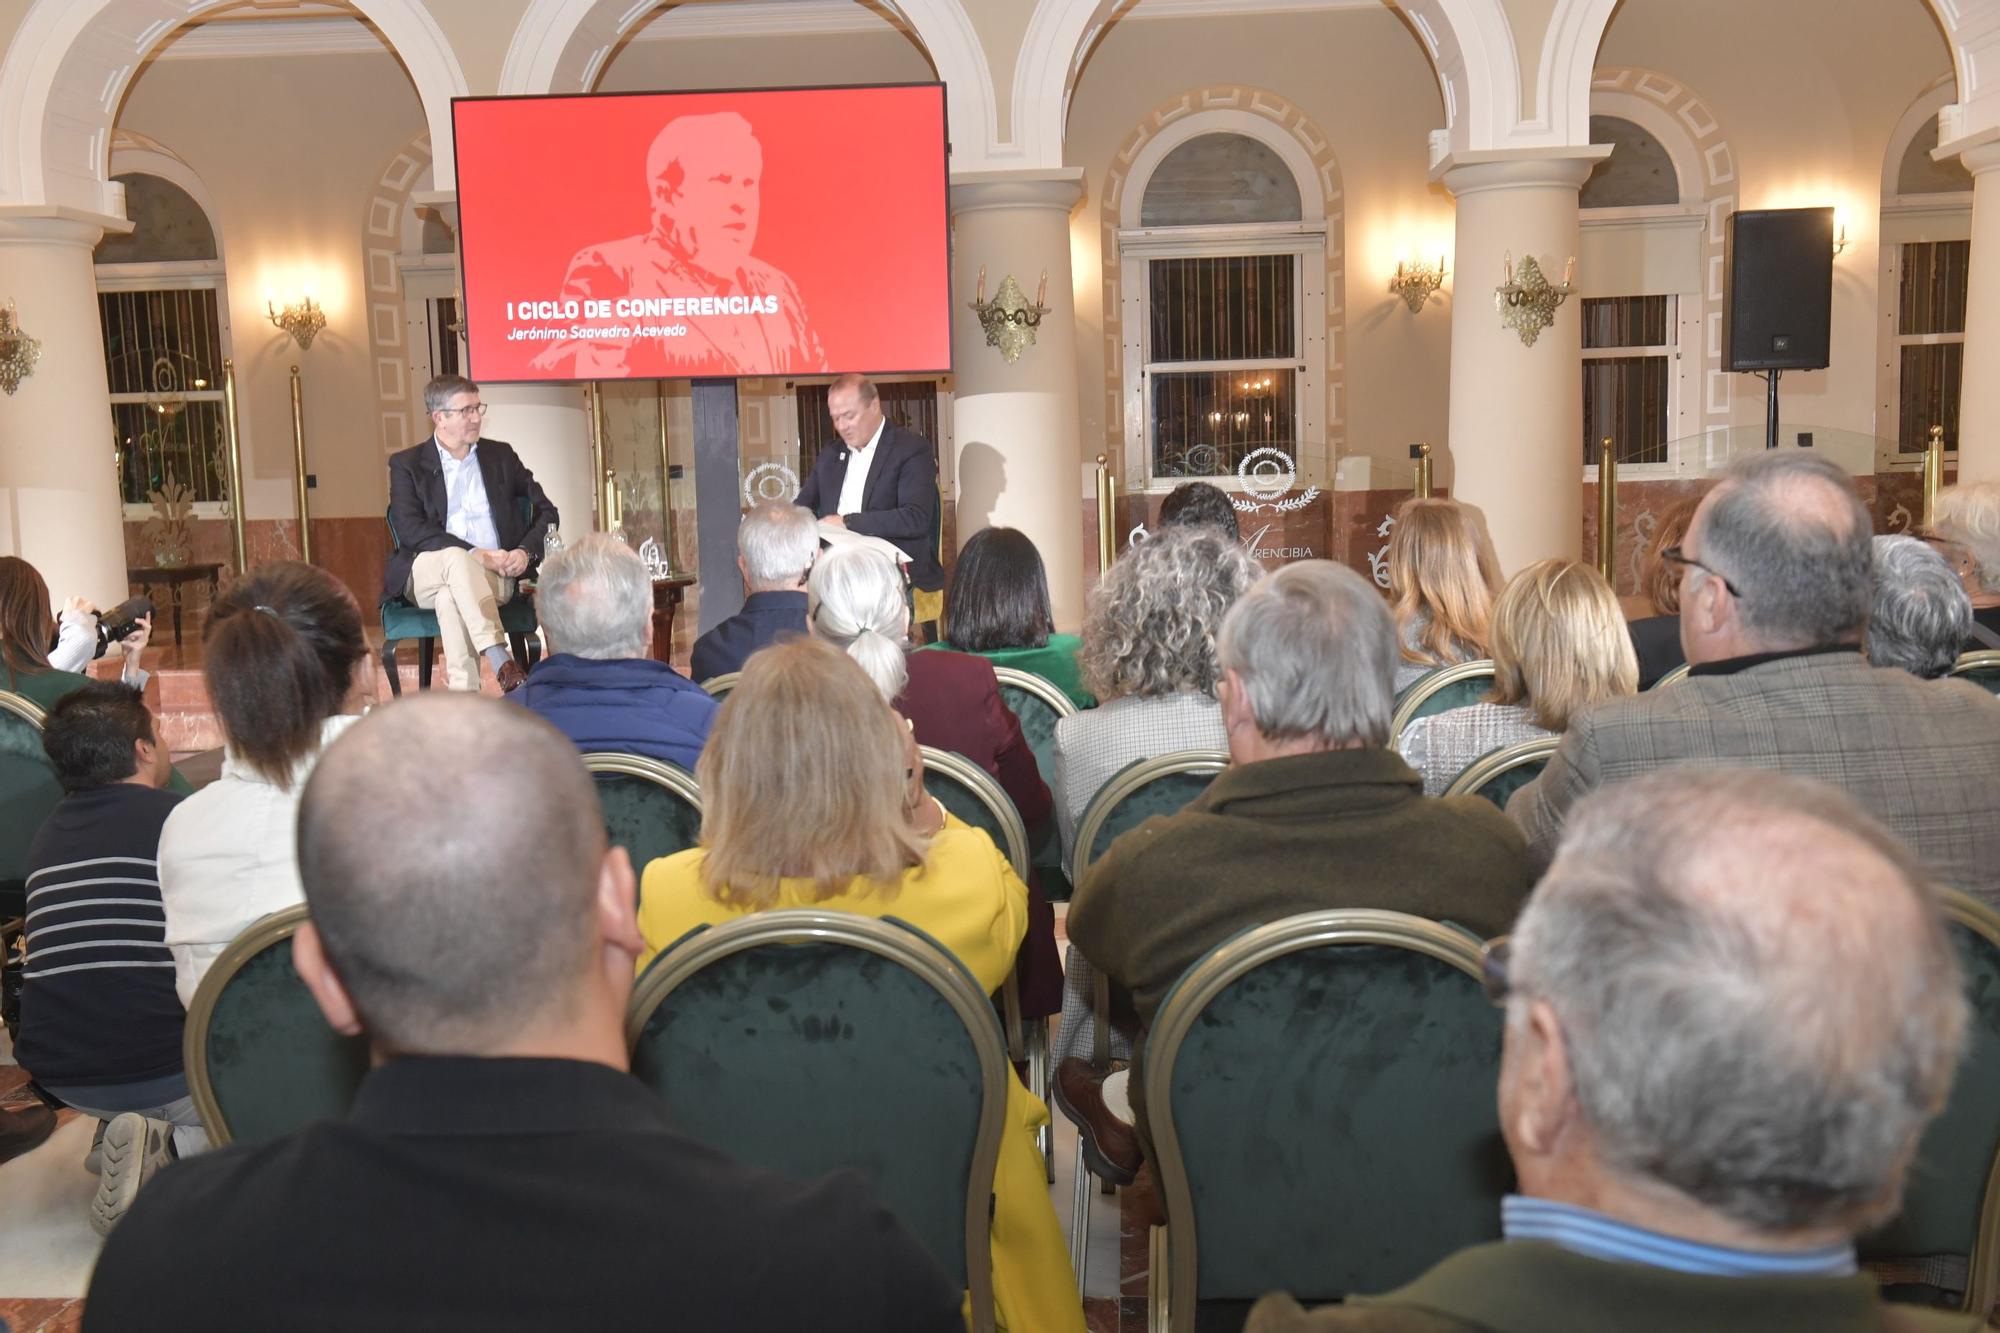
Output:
(1094, 454), (1116, 574)
(1924, 423), (1945, 529)
(289, 365), (312, 563)
(1597, 436), (1617, 583)
(221, 358), (248, 573)
(586, 382), (608, 532)
(1412, 442), (1433, 499)
(655, 381), (679, 571)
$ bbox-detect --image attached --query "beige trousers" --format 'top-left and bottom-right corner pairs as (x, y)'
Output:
(407, 547), (515, 691)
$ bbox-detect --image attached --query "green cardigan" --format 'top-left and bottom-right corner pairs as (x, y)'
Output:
(2, 663), (194, 794)
(1244, 1240), (1982, 1332)
(923, 633), (1095, 709)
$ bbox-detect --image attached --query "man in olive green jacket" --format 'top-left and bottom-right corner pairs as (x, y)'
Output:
(1250, 768), (1981, 1333)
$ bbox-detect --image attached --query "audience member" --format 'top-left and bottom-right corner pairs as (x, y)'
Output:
(927, 525), (1092, 708)
(158, 563), (372, 1006)
(1250, 769), (1975, 1332)
(85, 695), (963, 1333)
(1066, 561), (1532, 1168)
(18, 682), (194, 1235)
(1055, 525), (1261, 862)
(0, 557), (151, 711)
(690, 500), (818, 683)
(1158, 480), (1241, 540)
(1509, 451), (2000, 901)
(1930, 481), (2000, 648)
(1869, 534), (1972, 680)
(1387, 498), (1502, 693)
(1398, 560), (1637, 795)
(1624, 495), (1700, 687)
(514, 534), (716, 770)
(637, 638), (1083, 1333)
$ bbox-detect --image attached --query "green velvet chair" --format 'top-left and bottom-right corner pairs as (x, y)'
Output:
(1860, 889), (2000, 1317)
(380, 502), (543, 697)
(625, 909), (1009, 1333)
(1949, 650), (2000, 696)
(581, 752), (702, 880)
(1144, 909), (1511, 1329)
(1388, 661), (1496, 748)
(1440, 735), (1560, 808)
(184, 904), (369, 1147)
(0, 690), (55, 926)
(992, 666), (1078, 902)
(698, 670), (741, 699)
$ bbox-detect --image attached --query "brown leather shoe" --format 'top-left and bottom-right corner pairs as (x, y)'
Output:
(0, 1103), (57, 1167)
(1052, 1057), (1141, 1185)
(496, 659), (527, 693)
(1125, 1159), (1166, 1230)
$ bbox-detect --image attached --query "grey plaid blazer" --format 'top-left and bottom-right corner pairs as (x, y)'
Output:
(1507, 651), (2000, 903)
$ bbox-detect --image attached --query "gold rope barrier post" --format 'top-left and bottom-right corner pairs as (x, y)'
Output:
(1094, 453), (1115, 574)
(1924, 423), (1945, 530)
(586, 382), (608, 532)
(655, 381), (678, 571)
(1597, 436), (1616, 583)
(1412, 442), (1433, 499)
(289, 365), (312, 563)
(221, 357), (248, 573)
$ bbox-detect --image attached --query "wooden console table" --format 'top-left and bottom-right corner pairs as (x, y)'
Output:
(649, 574), (697, 665)
(127, 563), (224, 648)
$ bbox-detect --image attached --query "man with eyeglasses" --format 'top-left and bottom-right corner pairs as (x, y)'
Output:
(383, 374), (559, 693)
(1250, 769), (1980, 1332)
(1506, 449), (2000, 904)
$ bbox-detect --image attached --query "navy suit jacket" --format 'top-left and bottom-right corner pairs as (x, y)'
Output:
(512, 654), (717, 772)
(795, 422), (943, 591)
(384, 437), (558, 601)
(690, 591), (809, 684)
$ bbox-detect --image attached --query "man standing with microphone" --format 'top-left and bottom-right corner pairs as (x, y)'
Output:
(796, 374), (943, 598)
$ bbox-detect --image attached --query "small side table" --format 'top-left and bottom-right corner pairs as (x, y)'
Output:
(127, 563), (224, 649)
(649, 574), (697, 666)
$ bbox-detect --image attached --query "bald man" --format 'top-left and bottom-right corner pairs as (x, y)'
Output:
(83, 697), (960, 1333)
(1508, 449), (2000, 901)
(1253, 768), (1979, 1332)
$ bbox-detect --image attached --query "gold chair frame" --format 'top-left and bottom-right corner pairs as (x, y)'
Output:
(0, 690), (48, 730)
(1388, 660), (1496, 748)
(625, 909), (1009, 1333)
(1949, 650), (2000, 686)
(1440, 735), (1561, 801)
(990, 665), (1080, 722)
(698, 670), (741, 699)
(182, 902), (313, 1148)
(1143, 909), (1486, 1330)
(580, 751), (704, 814)
(1652, 662), (1694, 688)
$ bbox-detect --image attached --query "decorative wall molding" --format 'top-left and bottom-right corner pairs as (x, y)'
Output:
(361, 131), (433, 469)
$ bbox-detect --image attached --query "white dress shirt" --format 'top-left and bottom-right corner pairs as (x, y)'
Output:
(834, 419), (885, 517)
(437, 441), (501, 550)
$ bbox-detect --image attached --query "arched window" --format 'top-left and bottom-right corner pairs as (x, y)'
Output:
(94, 153), (234, 509)
(1580, 115), (1679, 209)
(1879, 81), (1972, 466)
(1117, 119), (1329, 488)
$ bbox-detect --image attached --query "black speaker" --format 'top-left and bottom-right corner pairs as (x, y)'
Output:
(1724, 207), (1833, 371)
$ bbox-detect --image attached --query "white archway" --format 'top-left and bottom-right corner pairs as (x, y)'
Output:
(497, 0), (1004, 169)
(0, 0), (467, 217)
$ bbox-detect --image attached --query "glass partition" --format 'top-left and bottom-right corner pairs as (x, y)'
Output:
(591, 381), (677, 571)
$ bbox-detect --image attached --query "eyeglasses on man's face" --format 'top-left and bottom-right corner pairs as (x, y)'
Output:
(1660, 544), (1741, 599)
(438, 402), (489, 420)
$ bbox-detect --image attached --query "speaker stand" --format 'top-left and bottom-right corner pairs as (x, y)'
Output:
(1759, 370), (1781, 450)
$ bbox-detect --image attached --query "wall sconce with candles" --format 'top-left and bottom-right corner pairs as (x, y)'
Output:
(0, 300), (43, 396)
(266, 290), (326, 350)
(968, 266), (1049, 364)
(1494, 252), (1575, 347)
(1832, 219), (1849, 257)
(1389, 256), (1447, 313)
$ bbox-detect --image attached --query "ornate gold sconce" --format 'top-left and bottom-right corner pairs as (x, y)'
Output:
(1388, 257), (1446, 313)
(969, 266), (1049, 364)
(1494, 253), (1575, 347)
(0, 300), (43, 396)
(266, 291), (327, 350)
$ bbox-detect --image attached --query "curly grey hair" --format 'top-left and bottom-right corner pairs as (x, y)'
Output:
(1868, 535), (1972, 679)
(1081, 525), (1262, 702)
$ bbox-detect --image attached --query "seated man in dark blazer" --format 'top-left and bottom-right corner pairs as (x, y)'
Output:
(1250, 769), (1977, 1333)
(383, 374), (558, 693)
(796, 374), (942, 594)
(83, 697), (963, 1333)
(690, 500), (818, 684)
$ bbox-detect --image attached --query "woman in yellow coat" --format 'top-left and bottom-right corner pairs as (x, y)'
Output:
(637, 636), (1084, 1333)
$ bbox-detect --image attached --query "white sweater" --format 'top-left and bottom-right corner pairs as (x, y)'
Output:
(159, 714), (359, 1007)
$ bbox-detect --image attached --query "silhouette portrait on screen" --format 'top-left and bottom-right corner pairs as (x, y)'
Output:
(530, 112), (827, 378)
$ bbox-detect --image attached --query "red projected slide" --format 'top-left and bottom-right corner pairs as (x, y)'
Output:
(453, 84), (950, 382)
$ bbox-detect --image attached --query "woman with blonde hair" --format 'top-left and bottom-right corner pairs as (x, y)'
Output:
(1386, 498), (1503, 692)
(637, 636), (1083, 1333)
(1397, 559), (1638, 796)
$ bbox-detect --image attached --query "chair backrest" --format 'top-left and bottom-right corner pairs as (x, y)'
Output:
(626, 909), (1008, 1332)
(1145, 909), (1509, 1316)
(582, 752), (703, 873)
(1069, 749), (1229, 883)
(1652, 662), (1694, 689)
(1860, 889), (2000, 1315)
(1440, 735), (1561, 808)
(699, 670), (741, 699)
(1388, 661), (1497, 747)
(0, 691), (56, 919)
(1950, 650), (2000, 695)
(919, 746), (1028, 879)
(990, 666), (1075, 792)
(183, 904), (369, 1147)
